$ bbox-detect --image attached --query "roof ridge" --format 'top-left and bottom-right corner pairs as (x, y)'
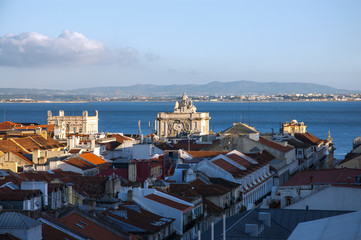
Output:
(28, 136), (44, 148)
(9, 138), (30, 154)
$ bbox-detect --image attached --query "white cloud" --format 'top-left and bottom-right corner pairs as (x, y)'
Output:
(0, 31), (157, 67)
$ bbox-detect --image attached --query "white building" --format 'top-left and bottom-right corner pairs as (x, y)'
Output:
(119, 186), (194, 238)
(156, 93), (210, 140)
(48, 110), (98, 139)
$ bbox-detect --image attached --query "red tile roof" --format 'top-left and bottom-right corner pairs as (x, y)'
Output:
(259, 137), (294, 153)
(68, 149), (81, 154)
(283, 168), (361, 186)
(15, 124), (55, 132)
(64, 157), (97, 170)
(186, 151), (229, 158)
(103, 205), (174, 234)
(145, 194), (193, 213)
(0, 139), (29, 154)
(59, 213), (125, 240)
(0, 189), (41, 201)
(79, 153), (107, 165)
(42, 223), (78, 240)
(107, 134), (134, 143)
(19, 172), (55, 182)
(227, 153), (254, 167)
(0, 136), (65, 155)
(192, 184), (230, 197)
(295, 132), (324, 145)
(0, 121), (18, 130)
(212, 158), (245, 178)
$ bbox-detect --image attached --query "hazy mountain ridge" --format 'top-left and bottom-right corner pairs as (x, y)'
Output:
(74, 81), (352, 97)
(0, 81), (355, 100)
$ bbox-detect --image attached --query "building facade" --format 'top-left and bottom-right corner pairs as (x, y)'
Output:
(156, 93), (210, 140)
(47, 110), (98, 139)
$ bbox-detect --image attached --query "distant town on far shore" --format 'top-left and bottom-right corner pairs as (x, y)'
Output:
(2, 93), (361, 103)
(1, 80), (360, 102)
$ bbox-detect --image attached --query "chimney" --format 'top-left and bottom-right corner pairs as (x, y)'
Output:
(91, 139), (95, 151)
(35, 127), (41, 136)
(88, 199), (96, 212)
(245, 224), (259, 237)
(144, 179), (149, 189)
(127, 190), (133, 202)
(32, 149), (40, 164)
(258, 212), (271, 227)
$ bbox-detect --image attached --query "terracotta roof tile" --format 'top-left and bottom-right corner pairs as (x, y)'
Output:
(42, 223), (78, 240)
(295, 132), (324, 145)
(145, 193), (193, 213)
(68, 149), (81, 154)
(226, 153), (254, 167)
(0, 189), (41, 201)
(283, 168), (361, 186)
(0, 139), (29, 154)
(107, 134), (134, 143)
(79, 153), (107, 165)
(212, 159), (245, 178)
(19, 172), (55, 182)
(259, 137), (294, 153)
(192, 184), (230, 197)
(103, 205), (174, 234)
(59, 213), (125, 240)
(0, 121), (19, 130)
(186, 151), (229, 158)
(15, 124), (55, 132)
(64, 157), (97, 170)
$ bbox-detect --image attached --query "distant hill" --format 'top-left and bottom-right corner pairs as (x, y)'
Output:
(0, 81), (355, 100)
(74, 81), (353, 97)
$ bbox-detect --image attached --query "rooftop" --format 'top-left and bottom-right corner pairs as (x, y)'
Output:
(145, 193), (193, 213)
(259, 137), (294, 153)
(283, 168), (361, 186)
(0, 212), (41, 229)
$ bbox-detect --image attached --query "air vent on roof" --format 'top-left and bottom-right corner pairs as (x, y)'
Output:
(355, 175), (361, 185)
(245, 224), (258, 237)
(75, 223), (85, 229)
(258, 212), (271, 227)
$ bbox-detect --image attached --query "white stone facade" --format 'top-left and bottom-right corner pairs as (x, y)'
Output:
(156, 93), (210, 140)
(47, 110), (98, 139)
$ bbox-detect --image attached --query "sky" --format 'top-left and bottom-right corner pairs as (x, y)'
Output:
(0, 0), (360, 90)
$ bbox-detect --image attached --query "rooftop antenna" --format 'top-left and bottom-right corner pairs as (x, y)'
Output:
(138, 120), (142, 143)
(248, 102), (251, 125)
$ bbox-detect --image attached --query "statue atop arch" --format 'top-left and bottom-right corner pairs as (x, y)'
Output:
(174, 93), (197, 113)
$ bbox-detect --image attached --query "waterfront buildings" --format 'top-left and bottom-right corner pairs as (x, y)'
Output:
(47, 110), (98, 139)
(156, 93), (210, 140)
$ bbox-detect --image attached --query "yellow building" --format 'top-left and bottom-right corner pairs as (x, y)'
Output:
(282, 120), (307, 134)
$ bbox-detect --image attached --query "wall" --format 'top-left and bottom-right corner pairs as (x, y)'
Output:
(0, 224), (42, 240)
(21, 181), (48, 207)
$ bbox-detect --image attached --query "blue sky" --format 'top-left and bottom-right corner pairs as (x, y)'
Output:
(0, 0), (360, 90)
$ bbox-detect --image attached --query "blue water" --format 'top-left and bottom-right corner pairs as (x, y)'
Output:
(1, 101), (360, 159)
